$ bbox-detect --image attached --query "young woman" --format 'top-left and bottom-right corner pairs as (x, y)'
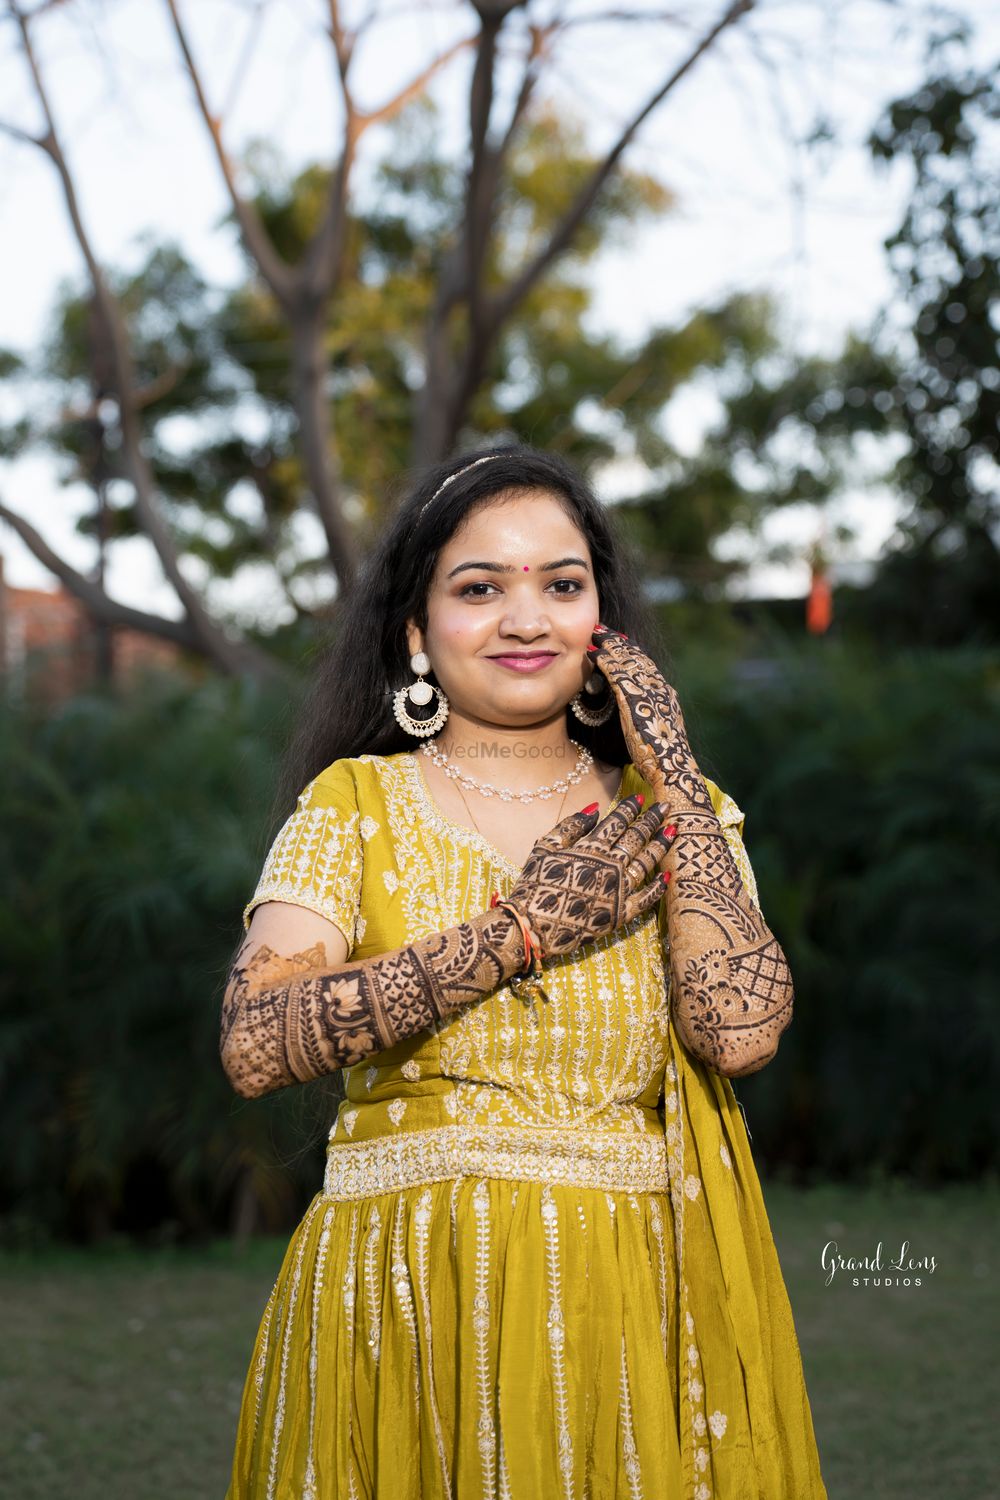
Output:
(222, 444), (828, 1499)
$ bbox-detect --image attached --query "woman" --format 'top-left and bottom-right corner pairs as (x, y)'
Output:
(222, 444), (828, 1499)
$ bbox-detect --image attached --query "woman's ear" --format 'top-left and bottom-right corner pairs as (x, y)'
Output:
(404, 619), (423, 659)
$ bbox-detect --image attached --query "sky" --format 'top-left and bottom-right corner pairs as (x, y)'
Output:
(0, 0), (995, 624)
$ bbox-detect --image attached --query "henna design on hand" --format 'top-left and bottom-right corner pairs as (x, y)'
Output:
(219, 907), (526, 1100)
(586, 625), (794, 1077)
(505, 795), (674, 958)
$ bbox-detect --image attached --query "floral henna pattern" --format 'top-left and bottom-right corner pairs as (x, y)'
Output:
(587, 625), (794, 1077)
(220, 908), (525, 1099)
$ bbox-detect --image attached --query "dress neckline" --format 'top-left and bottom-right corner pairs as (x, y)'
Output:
(404, 751), (629, 878)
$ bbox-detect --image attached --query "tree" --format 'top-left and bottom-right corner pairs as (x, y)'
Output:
(0, 0), (757, 673)
(862, 34), (1000, 643)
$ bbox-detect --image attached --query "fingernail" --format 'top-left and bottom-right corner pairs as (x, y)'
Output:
(586, 644), (598, 653)
(621, 632), (629, 639)
(580, 802), (599, 815)
(661, 870), (672, 884)
(635, 793), (644, 806)
(664, 824), (677, 838)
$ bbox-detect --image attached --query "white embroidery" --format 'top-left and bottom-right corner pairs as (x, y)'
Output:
(720, 1143), (732, 1169)
(684, 1173), (702, 1200)
(709, 1410), (728, 1440)
(360, 815), (380, 841)
(401, 1060), (421, 1081)
(387, 1099), (407, 1125)
(382, 869), (399, 893)
(341, 1108), (358, 1138)
(242, 789), (363, 939)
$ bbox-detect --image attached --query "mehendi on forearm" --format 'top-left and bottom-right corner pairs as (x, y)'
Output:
(220, 907), (526, 1100)
(588, 628), (794, 1077)
(223, 798), (674, 1099)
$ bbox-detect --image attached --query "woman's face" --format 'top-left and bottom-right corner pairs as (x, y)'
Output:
(407, 490), (601, 729)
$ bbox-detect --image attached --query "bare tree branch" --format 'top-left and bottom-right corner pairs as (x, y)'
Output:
(414, 0), (754, 463)
(162, 0), (295, 304)
(164, 0), (368, 586)
(356, 33), (475, 132)
(5, 0), (284, 679)
(0, 493), (200, 649)
(486, 0), (755, 333)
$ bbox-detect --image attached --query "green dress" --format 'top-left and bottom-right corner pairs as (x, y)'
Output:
(225, 750), (828, 1499)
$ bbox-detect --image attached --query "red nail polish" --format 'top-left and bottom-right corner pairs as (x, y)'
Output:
(664, 824), (677, 838)
(490, 892), (499, 907)
(621, 632), (629, 639)
(586, 644), (598, 653)
(580, 802), (599, 815)
(661, 870), (672, 884)
(635, 794), (644, 806)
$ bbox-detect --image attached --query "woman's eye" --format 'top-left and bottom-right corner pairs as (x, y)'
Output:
(458, 578), (584, 599)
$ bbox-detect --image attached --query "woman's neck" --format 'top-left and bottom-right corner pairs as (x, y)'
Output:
(432, 713), (585, 793)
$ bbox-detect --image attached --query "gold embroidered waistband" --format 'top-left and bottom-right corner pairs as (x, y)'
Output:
(322, 1122), (669, 1201)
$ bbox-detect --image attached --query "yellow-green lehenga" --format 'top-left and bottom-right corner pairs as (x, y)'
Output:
(225, 751), (828, 1499)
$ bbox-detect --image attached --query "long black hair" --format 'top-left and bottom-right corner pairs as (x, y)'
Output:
(270, 442), (668, 833)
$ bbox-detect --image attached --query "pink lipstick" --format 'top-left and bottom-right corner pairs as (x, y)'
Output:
(487, 651), (558, 673)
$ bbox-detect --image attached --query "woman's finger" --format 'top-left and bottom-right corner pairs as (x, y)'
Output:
(622, 867), (670, 924)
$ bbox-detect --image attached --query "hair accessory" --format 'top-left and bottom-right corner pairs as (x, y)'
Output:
(393, 651), (450, 737)
(417, 453), (506, 521)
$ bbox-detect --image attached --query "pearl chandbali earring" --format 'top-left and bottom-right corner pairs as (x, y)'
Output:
(392, 651), (450, 737)
(569, 670), (614, 726)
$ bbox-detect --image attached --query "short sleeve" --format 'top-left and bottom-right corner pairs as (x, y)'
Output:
(704, 778), (761, 911)
(242, 760), (364, 945)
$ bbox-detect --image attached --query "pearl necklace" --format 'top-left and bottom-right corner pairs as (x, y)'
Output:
(419, 736), (594, 804)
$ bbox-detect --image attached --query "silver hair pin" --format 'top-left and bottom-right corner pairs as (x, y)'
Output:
(416, 454), (504, 521)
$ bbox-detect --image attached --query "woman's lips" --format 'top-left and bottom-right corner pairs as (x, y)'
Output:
(487, 652), (559, 673)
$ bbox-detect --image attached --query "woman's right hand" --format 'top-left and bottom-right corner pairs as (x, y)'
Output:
(504, 793), (676, 959)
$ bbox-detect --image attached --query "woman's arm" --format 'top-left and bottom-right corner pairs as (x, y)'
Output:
(221, 903), (525, 1100)
(587, 625), (794, 1078)
(222, 794), (671, 1099)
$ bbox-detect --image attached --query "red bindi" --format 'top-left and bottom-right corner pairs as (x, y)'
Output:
(523, 565), (529, 571)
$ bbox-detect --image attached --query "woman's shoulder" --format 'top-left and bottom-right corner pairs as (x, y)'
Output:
(308, 750), (413, 809)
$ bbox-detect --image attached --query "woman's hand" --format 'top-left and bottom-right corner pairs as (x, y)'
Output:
(584, 623), (794, 1079)
(505, 793), (676, 959)
(585, 624), (712, 818)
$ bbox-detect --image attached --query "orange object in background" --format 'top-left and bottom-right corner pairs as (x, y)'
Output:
(806, 562), (833, 634)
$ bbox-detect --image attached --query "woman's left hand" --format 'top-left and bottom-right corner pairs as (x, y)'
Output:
(586, 624), (714, 817)
(586, 624), (794, 1080)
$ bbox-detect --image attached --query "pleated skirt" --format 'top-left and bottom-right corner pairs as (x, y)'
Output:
(224, 1176), (684, 1499)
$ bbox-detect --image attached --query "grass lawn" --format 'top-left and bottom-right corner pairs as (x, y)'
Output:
(1, 1178), (995, 1498)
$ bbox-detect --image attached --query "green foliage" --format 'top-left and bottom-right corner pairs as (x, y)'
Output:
(673, 633), (1000, 1183)
(0, 668), (341, 1248)
(2, 639), (997, 1243)
(860, 39), (999, 643)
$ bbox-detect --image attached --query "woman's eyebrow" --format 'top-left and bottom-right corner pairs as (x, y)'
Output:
(446, 556), (590, 579)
